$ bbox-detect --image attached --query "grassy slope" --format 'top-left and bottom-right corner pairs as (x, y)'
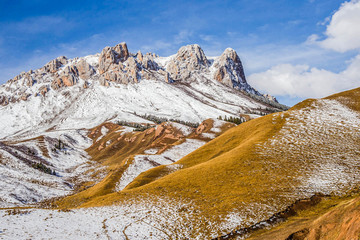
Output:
(81, 112), (288, 224)
(57, 87), (360, 238)
(57, 119), (234, 208)
(325, 87), (360, 111)
(248, 193), (360, 240)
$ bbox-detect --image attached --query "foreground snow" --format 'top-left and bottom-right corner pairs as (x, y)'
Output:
(0, 197), (234, 240)
(0, 129), (105, 208)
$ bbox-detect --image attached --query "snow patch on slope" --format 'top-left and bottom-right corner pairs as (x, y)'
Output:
(261, 99), (360, 196)
(116, 139), (205, 191)
(0, 130), (104, 207)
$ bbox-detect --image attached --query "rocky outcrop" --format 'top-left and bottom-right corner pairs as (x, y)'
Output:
(213, 48), (248, 89)
(60, 66), (78, 86)
(0, 95), (9, 106)
(165, 72), (171, 83)
(98, 42), (129, 74)
(98, 47), (116, 74)
(113, 42), (129, 62)
(39, 86), (48, 96)
(141, 54), (158, 71)
(76, 59), (95, 79)
(25, 74), (34, 87)
(99, 76), (110, 87)
(103, 67), (137, 84)
(13, 71), (26, 81)
(44, 56), (67, 73)
(136, 50), (143, 62)
(263, 94), (278, 103)
(50, 66), (78, 89)
(167, 44), (209, 81)
(20, 93), (30, 101)
(98, 42), (143, 84)
(62, 74), (76, 86)
(51, 78), (63, 90)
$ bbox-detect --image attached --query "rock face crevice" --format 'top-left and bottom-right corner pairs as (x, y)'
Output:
(1, 42), (279, 105)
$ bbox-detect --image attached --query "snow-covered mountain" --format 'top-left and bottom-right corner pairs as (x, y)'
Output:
(1, 42), (360, 240)
(0, 42), (286, 140)
(0, 42), (291, 238)
(0, 42), (286, 208)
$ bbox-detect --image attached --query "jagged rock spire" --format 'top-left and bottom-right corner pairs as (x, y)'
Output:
(213, 48), (259, 95)
(167, 44), (209, 81)
(98, 42), (130, 74)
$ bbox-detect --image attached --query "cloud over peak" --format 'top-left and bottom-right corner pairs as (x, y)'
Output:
(248, 55), (360, 98)
(249, 0), (360, 100)
(316, 0), (360, 52)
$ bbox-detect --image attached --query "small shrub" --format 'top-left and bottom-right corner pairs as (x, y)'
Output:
(31, 162), (55, 175)
(219, 116), (245, 125)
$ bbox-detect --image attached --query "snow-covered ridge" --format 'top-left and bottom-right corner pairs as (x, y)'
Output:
(0, 42), (286, 140)
(0, 129), (106, 207)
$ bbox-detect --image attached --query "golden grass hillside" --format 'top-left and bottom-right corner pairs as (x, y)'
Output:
(248, 192), (360, 240)
(66, 87), (360, 238)
(56, 119), (235, 208)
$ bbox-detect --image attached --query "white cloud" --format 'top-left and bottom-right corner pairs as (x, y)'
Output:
(248, 0), (360, 100)
(199, 34), (213, 42)
(1, 16), (74, 35)
(316, 0), (360, 52)
(174, 30), (194, 44)
(141, 40), (172, 53)
(248, 54), (360, 98)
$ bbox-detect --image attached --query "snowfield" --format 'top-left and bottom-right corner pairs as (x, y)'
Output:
(0, 197), (229, 240)
(0, 79), (269, 141)
(116, 139), (205, 191)
(0, 129), (105, 208)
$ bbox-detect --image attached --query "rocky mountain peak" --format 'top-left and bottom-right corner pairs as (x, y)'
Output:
(222, 48), (241, 63)
(213, 47), (253, 93)
(166, 44), (209, 81)
(97, 42), (161, 86)
(98, 42), (129, 74)
(0, 42), (281, 108)
(176, 44), (209, 66)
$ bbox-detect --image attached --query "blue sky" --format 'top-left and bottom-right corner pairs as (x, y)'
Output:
(1, 0), (360, 106)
